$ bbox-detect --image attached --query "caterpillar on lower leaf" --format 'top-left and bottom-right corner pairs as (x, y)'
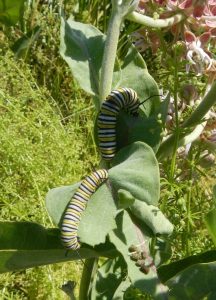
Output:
(61, 169), (108, 250)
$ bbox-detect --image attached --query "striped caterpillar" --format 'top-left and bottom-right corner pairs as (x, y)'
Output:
(97, 87), (140, 161)
(61, 169), (108, 250)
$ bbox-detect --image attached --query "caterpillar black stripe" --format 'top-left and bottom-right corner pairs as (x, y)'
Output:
(61, 169), (108, 250)
(98, 87), (139, 161)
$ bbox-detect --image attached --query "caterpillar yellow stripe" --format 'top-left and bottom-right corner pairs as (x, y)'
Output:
(98, 87), (139, 161)
(61, 169), (108, 250)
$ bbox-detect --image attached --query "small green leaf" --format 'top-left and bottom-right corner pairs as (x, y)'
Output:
(130, 199), (173, 235)
(158, 250), (216, 283)
(109, 211), (168, 298)
(167, 262), (216, 299)
(60, 17), (105, 98)
(0, 0), (25, 26)
(46, 181), (117, 247)
(205, 208), (216, 246)
(109, 142), (160, 205)
(117, 189), (135, 209)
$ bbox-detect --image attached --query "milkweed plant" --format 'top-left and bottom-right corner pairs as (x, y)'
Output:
(1, 0), (216, 299)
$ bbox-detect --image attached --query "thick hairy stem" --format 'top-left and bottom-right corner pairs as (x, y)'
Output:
(157, 82), (216, 160)
(99, 13), (121, 103)
(127, 11), (185, 28)
(99, 0), (139, 105)
(79, 258), (98, 300)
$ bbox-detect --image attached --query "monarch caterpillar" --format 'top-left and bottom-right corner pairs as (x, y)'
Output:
(98, 87), (140, 161)
(61, 169), (108, 250)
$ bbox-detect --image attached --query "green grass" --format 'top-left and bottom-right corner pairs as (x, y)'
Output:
(0, 49), (98, 299)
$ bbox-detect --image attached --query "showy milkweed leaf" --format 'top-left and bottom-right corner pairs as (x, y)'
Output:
(109, 141), (160, 205)
(130, 199), (173, 235)
(0, 222), (105, 273)
(158, 250), (216, 283)
(60, 16), (105, 98)
(46, 181), (116, 247)
(167, 262), (216, 299)
(109, 211), (168, 299)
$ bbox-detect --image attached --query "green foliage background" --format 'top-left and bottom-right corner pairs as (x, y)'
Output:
(0, 1), (215, 299)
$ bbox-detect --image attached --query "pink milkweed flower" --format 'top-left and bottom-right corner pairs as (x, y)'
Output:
(201, 0), (216, 28)
(184, 30), (213, 75)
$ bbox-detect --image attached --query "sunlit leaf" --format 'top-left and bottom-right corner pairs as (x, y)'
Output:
(167, 262), (216, 299)
(158, 250), (216, 283)
(46, 181), (117, 247)
(60, 16), (105, 98)
(109, 142), (160, 205)
(109, 211), (168, 299)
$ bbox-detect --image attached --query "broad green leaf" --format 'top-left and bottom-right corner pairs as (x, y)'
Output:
(205, 208), (216, 246)
(109, 142), (160, 205)
(0, 222), (104, 273)
(46, 182), (80, 226)
(60, 16), (105, 97)
(115, 112), (162, 153)
(0, 0), (25, 26)
(158, 250), (216, 283)
(0, 222), (62, 250)
(46, 181), (117, 247)
(117, 189), (135, 209)
(11, 25), (41, 58)
(130, 199), (173, 235)
(78, 184), (116, 246)
(167, 262), (216, 299)
(0, 248), (99, 274)
(109, 211), (168, 299)
(113, 45), (160, 117)
(91, 256), (127, 300)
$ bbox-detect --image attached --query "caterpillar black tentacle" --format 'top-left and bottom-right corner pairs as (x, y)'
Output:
(61, 169), (108, 250)
(97, 87), (140, 161)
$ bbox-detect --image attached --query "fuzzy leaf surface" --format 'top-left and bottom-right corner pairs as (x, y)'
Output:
(0, 222), (107, 273)
(109, 142), (160, 205)
(46, 181), (116, 247)
(130, 199), (173, 235)
(113, 45), (160, 117)
(60, 17), (105, 97)
(167, 262), (216, 299)
(158, 250), (216, 283)
(109, 211), (168, 299)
